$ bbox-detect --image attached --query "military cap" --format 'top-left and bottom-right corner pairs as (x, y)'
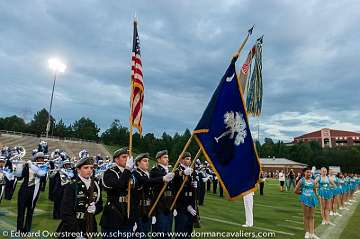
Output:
(113, 147), (129, 159)
(156, 150), (168, 159)
(75, 157), (94, 168)
(135, 153), (150, 164)
(182, 151), (191, 159)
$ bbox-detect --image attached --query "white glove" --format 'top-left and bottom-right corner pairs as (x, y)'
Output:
(125, 156), (135, 170)
(87, 202), (96, 214)
(183, 167), (193, 176)
(202, 176), (210, 182)
(192, 181), (198, 188)
(152, 216), (157, 224)
(173, 209), (178, 217)
(163, 172), (175, 182)
(187, 205), (197, 216)
(133, 222), (137, 232)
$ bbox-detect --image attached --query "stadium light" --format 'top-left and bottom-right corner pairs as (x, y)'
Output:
(46, 58), (67, 138)
(48, 58), (67, 73)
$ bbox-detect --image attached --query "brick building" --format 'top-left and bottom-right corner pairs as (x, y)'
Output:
(294, 128), (360, 148)
(260, 157), (307, 175)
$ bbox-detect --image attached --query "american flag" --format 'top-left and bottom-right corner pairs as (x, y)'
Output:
(130, 20), (144, 135)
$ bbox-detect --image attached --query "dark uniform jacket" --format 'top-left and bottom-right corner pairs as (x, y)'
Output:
(100, 165), (134, 229)
(56, 176), (103, 236)
(149, 165), (175, 214)
(173, 165), (196, 211)
(133, 168), (163, 220)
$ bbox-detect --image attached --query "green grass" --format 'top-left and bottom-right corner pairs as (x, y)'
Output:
(0, 179), (358, 239)
(339, 197), (360, 239)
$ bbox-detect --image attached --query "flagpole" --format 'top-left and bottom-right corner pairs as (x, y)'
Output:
(127, 18), (137, 219)
(148, 134), (194, 217)
(235, 25), (254, 59)
(170, 148), (202, 210)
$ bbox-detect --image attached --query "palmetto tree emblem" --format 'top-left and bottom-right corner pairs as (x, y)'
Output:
(214, 111), (247, 146)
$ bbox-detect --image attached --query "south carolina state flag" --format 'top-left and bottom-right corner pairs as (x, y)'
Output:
(193, 58), (261, 199)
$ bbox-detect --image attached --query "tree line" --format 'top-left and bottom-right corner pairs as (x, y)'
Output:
(1, 109), (359, 172)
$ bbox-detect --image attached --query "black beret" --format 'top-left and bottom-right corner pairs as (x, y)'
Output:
(182, 152), (191, 159)
(135, 153), (150, 163)
(156, 150), (168, 159)
(113, 147), (129, 159)
(75, 157), (94, 168)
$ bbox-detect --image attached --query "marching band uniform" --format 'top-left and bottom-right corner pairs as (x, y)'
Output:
(1, 156), (16, 201)
(16, 152), (47, 232)
(52, 160), (75, 219)
(57, 157), (103, 238)
(0, 157), (6, 203)
(242, 191), (254, 227)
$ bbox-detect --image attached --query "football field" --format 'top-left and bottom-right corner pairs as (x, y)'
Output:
(0, 179), (358, 239)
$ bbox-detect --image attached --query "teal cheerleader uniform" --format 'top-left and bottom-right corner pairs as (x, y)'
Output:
(300, 178), (318, 207)
(318, 176), (333, 200)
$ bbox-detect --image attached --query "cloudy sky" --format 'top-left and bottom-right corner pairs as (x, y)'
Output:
(1, 0), (359, 142)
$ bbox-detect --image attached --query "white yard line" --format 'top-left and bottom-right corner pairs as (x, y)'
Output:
(277, 224), (303, 231)
(201, 216), (295, 236)
(315, 194), (360, 239)
(284, 219), (303, 225)
(256, 203), (302, 211)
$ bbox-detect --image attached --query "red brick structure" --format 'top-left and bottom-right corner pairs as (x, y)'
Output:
(260, 158), (307, 175)
(294, 128), (360, 148)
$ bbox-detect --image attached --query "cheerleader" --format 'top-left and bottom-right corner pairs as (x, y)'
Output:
(329, 171), (341, 217)
(349, 174), (356, 202)
(337, 173), (346, 210)
(294, 167), (320, 239)
(315, 167), (335, 225)
(343, 174), (351, 206)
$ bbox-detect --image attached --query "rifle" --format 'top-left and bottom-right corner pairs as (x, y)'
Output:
(192, 163), (201, 228)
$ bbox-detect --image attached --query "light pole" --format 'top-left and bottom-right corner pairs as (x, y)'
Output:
(46, 58), (66, 138)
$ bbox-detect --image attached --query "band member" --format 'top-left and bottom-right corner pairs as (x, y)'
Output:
(57, 157), (103, 238)
(150, 150), (176, 239)
(0, 157), (7, 203)
(242, 191), (254, 227)
(16, 152), (47, 232)
(173, 152), (197, 238)
(133, 153), (174, 238)
(295, 167), (320, 239)
(52, 159), (75, 219)
(100, 147), (135, 238)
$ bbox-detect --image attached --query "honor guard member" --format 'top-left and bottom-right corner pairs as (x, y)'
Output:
(100, 147), (135, 238)
(173, 152), (197, 238)
(197, 165), (210, 206)
(150, 150), (175, 239)
(133, 153), (174, 238)
(57, 157), (103, 238)
(52, 159), (75, 219)
(16, 152), (47, 232)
